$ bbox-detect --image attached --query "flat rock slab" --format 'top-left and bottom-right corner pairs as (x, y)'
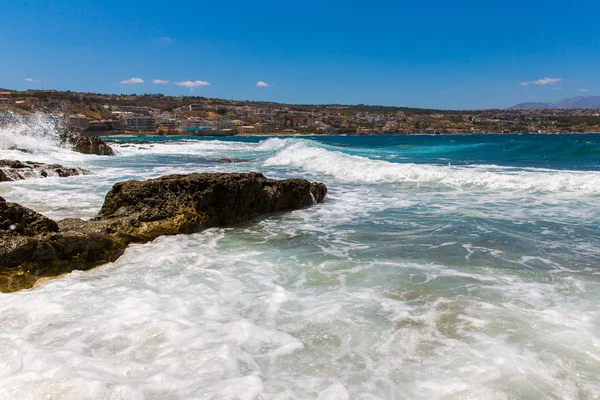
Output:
(0, 172), (327, 292)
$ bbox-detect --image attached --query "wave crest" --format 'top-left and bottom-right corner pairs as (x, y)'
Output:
(263, 139), (600, 193)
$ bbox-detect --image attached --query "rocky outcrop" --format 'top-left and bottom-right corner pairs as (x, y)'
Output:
(0, 172), (327, 292)
(0, 201), (59, 235)
(61, 131), (115, 156)
(97, 172), (327, 241)
(0, 160), (91, 181)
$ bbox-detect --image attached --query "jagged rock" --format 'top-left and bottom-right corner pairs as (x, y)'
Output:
(0, 196), (4, 202)
(0, 160), (90, 181)
(0, 201), (59, 236)
(61, 131), (114, 156)
(96, 172), (327, 241)
(0, 172), (327, 292)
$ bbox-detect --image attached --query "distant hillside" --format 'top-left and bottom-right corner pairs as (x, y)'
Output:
(512, 101), (552, 109)
(512, 96), (600, 109)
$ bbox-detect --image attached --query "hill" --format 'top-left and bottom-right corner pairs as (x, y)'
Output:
(512, 96), (600, 109)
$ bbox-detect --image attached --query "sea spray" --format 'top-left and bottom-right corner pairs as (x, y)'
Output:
(0, 112), (88, 164)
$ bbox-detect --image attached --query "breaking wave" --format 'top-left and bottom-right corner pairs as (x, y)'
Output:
(262, 138), (600, 193)
(0, 112), (85, 163)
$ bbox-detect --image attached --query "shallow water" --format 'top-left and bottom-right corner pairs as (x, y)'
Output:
(1, 119), (600, 399)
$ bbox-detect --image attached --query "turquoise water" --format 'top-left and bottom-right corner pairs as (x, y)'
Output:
(1, 125), (600, 399)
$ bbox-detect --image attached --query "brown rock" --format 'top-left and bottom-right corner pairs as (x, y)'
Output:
(97, 172), (326, 240)
(0, 160), (90, 182)
(0, 172), (327, 292)
(0, 201), (59, 236)
(61, 131), (114, 156)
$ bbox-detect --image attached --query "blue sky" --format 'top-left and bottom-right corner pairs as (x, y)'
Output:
(1, 0), (598, 109)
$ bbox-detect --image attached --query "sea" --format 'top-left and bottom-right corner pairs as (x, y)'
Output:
(1, 114), (599, 399)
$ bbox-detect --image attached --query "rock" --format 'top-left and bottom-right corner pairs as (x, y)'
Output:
(97, 172), (327, 241)
(0, 196), (4, 202)
(0, 172), (327, 292)
(217, 158), (249, 163)
(0, 201), (59, 236)
(61, 131), (115, 156)
(0, 222), (127, 292)
(0, 201), (64, 291)
(0, 160), (90, 182)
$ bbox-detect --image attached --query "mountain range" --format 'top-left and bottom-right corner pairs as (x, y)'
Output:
(512, 96), (600, 109)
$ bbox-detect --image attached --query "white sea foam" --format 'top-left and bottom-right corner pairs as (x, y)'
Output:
(0, 112), (89, 164)
(2, 133), (600, 398)
(263, 139), (600, 193)
(110, 138), (257, 158)
(0, 231), (598, 399)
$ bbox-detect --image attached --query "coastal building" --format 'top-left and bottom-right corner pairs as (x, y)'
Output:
(122, 116), (156, 131)
(254, 121), (280, 133)
(155, 117), (179, 130)
(217, 118), (234, 130)
(88, 119), (118, 131)
(67, 114), (90, 130)
(0, 92), (12, 106)
(181, 118), (216, 129)
(238, 125), (258, 135)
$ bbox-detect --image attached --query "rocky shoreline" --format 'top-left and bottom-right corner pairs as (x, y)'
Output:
(0, 172), (327, 292)
(0, 159), (90, 181)
(0, 131), (115, 181)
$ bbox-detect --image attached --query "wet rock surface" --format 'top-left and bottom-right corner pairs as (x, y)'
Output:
(0, 201), (59, 236)
(61, 131), (115, 156)
(0, 172), (327, 292)
(217, 158), (249, 163)
(0, 160), (91, 181)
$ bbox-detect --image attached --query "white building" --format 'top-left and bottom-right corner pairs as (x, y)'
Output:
(123, 116), (156, 131)
(67, 114), (90, 130)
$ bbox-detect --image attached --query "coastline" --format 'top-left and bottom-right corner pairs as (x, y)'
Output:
(98, 131), (600, 140)
(99, 132), (323, 138)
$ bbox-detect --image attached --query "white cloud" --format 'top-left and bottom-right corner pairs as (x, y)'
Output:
(580, 88), (589, 92)
(174, 80), (211, 91)
(159, 37), (174, 43)
(24, 78), (36, 82)
(153, 79), (169, 84)
(121, 77), (144, 84)
(256, 81), (269, 87)
(520, 77), (561, 86)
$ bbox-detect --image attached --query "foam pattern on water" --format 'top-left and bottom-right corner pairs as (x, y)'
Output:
(2, 131), (600, 398)
(0, 223), (599, 399)
(264, 139), (600, 193)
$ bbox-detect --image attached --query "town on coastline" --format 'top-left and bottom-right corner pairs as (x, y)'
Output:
(2, 89), (600, 135)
